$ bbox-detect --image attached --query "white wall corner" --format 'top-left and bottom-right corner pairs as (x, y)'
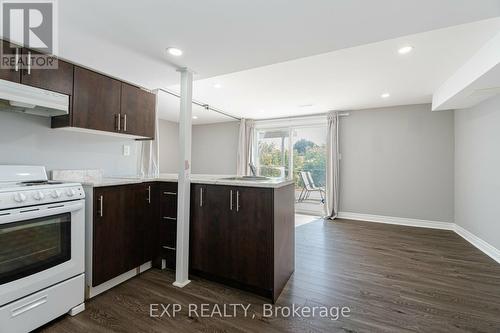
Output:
(338, 212), (500, 264)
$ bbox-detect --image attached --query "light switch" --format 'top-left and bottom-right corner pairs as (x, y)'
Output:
(123, 145), (131, 156)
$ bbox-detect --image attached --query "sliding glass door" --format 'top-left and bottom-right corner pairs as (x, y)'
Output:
(254, 121), (327, 215)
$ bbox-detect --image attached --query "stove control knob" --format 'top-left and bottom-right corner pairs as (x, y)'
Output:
(13, 192), (27, 203)
(51, 190), (62, 199)
(66, 188), (77, 197)
(33, 191), (45, 201)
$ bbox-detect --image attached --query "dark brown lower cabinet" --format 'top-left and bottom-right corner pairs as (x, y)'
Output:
(190, 184), (232, 278)
(136, 183), (159, 266)
(90, 181), (294, 302)
(92, 183), (160, 287)
(190, 183), (295, 302)
(92, 185), (136, 286)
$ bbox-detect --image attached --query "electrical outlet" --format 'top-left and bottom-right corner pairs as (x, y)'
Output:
(123, 145), (131, 156)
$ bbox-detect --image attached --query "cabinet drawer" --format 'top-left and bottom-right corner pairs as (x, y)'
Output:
(160, 183), (177, 218)
(0, 274), (84, 333)
(159, 218), (176, 248)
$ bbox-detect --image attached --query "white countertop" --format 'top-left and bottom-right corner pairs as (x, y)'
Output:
(54, 173), (294, 189)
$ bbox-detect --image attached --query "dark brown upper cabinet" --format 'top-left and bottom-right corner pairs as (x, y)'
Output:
(120, 83), (156, 139)
(0, 39), (156, 140)
(72, 67), (122, 133)
(0, 40), (21, 83)
(52, 66), (156, 139)
(20, 48), (74, 95)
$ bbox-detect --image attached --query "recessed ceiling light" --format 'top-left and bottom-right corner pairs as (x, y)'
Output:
(398, 46), (413, 55)
(381, 93), (390, 98)
(166, 47), (183, 56)
(192, 115), (198, 119)
(213, 83), (222, 89)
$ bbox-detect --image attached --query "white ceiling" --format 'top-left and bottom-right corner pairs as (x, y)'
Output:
(156, 90), (237, 124)
(53, 0), (500, 91)
(166, 18), (500, 120)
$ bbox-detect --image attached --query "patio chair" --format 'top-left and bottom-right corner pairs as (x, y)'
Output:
(306, 171), (325, 203)
(298, 171), (325, 203)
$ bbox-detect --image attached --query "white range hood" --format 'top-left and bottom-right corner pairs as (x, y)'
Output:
(0, 79), (69, 117)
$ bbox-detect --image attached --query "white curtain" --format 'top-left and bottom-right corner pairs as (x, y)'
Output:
(325, 111), (340, 219)
(139, 93), (160, 177)
(236, 118), (255, 176)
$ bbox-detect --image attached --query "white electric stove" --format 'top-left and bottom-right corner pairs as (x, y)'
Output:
(0, 165), (86, 333)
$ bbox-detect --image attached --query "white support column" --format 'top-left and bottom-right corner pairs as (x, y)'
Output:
(173, 68), (193, 288)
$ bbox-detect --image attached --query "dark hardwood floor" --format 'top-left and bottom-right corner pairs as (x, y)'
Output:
(40, 219), (500, 333)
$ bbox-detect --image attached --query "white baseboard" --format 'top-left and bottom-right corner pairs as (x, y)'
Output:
(337, 212), (455, 230)
(337, 211), (500, 264)
(86, 261), (153, 299)
(454, 224), (500, 264)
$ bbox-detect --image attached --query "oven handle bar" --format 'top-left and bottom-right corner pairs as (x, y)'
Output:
(11, 295), (48, 318)
(0, 200), (84, 225)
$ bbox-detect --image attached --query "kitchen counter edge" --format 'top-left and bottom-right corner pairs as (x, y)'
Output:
(78, 176), (295, 189)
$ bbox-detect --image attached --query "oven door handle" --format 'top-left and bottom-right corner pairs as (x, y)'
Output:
(0, 201), (84, 225)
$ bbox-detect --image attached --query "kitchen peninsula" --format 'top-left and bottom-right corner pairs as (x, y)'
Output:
(53, 171), (295, 302)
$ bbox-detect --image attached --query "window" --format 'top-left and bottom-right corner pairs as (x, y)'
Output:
(255, 128), (290, 178)
(254, 117), (327, 215)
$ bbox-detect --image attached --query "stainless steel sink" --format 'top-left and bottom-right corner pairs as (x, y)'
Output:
(221, 176), (271, 181)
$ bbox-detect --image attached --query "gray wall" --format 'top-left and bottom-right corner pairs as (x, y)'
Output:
(158, 119), (179, 173)
(339, 104), (455, 222)
(455, 95), (500, 250)
(191, 121), (239, 175)
(158, 120), (239, 175)
(0, 111), (139, 176)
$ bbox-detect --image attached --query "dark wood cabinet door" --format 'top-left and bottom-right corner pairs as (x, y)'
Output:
(0, 41), (21, 83)
(92, 186), (129, 286)
(72, 67), (121, 132)
(120, 83), (156, 138)
(200, 185), (232, 278)
(20, 49), (73, 95)
(139, 183), (159, 265)
(229, 187), (273, 289)
(190, 184), (208, 272)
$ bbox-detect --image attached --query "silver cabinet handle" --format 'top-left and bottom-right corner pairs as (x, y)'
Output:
(27, 51), (31, 75)
(115, 114), (121, 131)
(163, 216), (176, 221)
(163, 191), (176, 196)
(123, 114), (127, 132)
(14, 48), (19, 72)
(199, 187), (203, 207)
(147, 186), (151, 203)
(236, 190), (240, 212)
(230, 190), (233, 211)
(98, 195), (103, 217)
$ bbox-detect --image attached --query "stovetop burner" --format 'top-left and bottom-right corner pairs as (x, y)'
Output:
(18, 180), (64, 186)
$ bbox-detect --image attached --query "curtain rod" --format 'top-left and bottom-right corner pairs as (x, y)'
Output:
(255, 111), (350, 122)
(156, 88), (241, 121)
